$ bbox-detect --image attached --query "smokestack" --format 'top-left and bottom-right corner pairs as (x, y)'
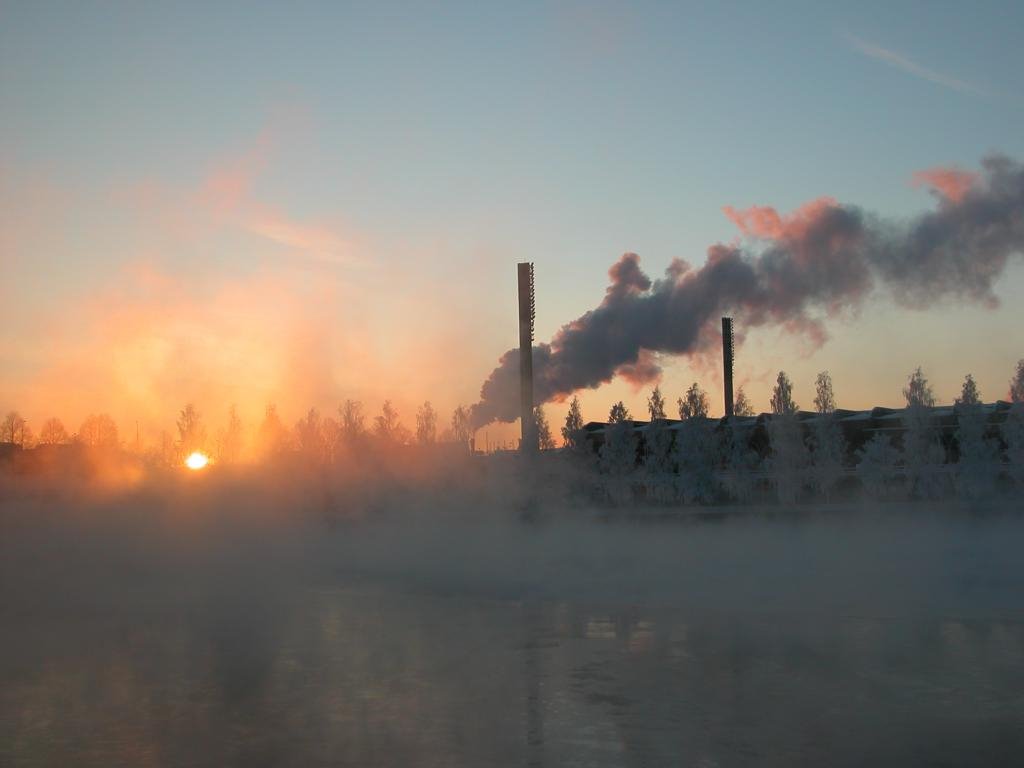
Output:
(518, 262), (537, 453)
(722, 317), (734, 418)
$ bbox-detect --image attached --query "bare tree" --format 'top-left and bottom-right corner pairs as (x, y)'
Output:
(813, 371), (836, 414)
(450, 405), (472, 449)
(678, 382), (709, 419)
(1, 411), (30, 446)
(39, 417), (69, 445)
(257, 404), (289, 456)
(339, 400), (366, 446)
(375, 400), (407, 443)
(78, 414), (119, 449)
(647, 386), (666, 421)
(294, 408), (325, 459)
(416, 402), (437, 445)
(176, 404), (207, 456)
(218, 405), (244, 463)
(770, 371), (798, 415)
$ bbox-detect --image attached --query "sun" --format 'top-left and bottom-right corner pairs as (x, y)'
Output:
(184, 451), (210, 470)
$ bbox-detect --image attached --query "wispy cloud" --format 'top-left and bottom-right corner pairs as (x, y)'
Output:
(846, 34), (985, 97)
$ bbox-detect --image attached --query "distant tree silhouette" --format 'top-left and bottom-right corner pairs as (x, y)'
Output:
(320, 416), (341, 462)
(770, 371), (798, 415)
(561, 395), (585, 449)
(218, 405), (244, 463)
(647, 386), (666, 421)
(38, 417), (69, 445)
(375, 400), (407, 443)
(955, 373), (982, 408)
(176, 404), (207, 457)
(339, 400), (366, 446)
(450, 405), (472, 449)
(1, 411), (31, 446)
(533, 406), (554, 450)
(733, 387), (755, 417)
(294, 408), (324, 458)
(608, 401), (631, 423)
(416, 402), (437, 445)
(257, 404), (289, 456)
(678, 382), (709, 419)
(1010, 360), (1024, 403)
(903, 367), (935, 408)
(813, 371), (836, 414)
(78, 414), (119, 449)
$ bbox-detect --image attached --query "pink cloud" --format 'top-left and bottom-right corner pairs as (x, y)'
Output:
(911, 167), (977, 203)
(722, 197), (840, 242)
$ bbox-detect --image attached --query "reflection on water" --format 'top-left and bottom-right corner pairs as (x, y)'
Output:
(3, 511), (1024, 766)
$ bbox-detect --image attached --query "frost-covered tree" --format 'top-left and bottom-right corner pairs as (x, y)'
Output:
(1003, 403), (1024, 490)
(901, 370), (946, 499)
(647, 386), (667, 421)
(809, 413), (847, 501)
(416, 401), (437, 445)
(733, 387), (755, 417)
(642, 418), (675, 502)
(678, 382), (709, 419)
(767, 413), (809, 504)
(450, 405), (472, 449)
(954, 396), (998, 500)
(218, 405), (244, 463)
(608, 401), (631, 423)
(770, 371), (798, 416)
(673, 418), (719, 504)
(599, 416), (636, 504)
(857, 433), (900, 501)
(814, 371), (836, 414)
(1009, 360), (1024, 403)
(38, 417), (69, 446)
(903, 367), (935, 408)
(722, 423), (759, 503)
(534, 406), (555, 450)
(561, 395), (585, 450)
(78, 413), (119, 449)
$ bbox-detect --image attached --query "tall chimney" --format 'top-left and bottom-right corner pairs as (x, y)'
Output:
(722, 316), (734, 418)
(518, 262), (538, 453)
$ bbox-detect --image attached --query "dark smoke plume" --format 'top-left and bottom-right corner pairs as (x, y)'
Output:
(473, 155), (1024, 426)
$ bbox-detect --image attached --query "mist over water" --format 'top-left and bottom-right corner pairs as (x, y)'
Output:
(2, 471), (1023, 766)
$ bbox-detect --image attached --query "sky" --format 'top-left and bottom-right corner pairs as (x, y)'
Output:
(2, 1), (1023, 445)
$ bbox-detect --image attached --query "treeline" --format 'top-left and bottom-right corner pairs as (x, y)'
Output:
(0, 400), (477, 467)
(551, 361), (1024, 505)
